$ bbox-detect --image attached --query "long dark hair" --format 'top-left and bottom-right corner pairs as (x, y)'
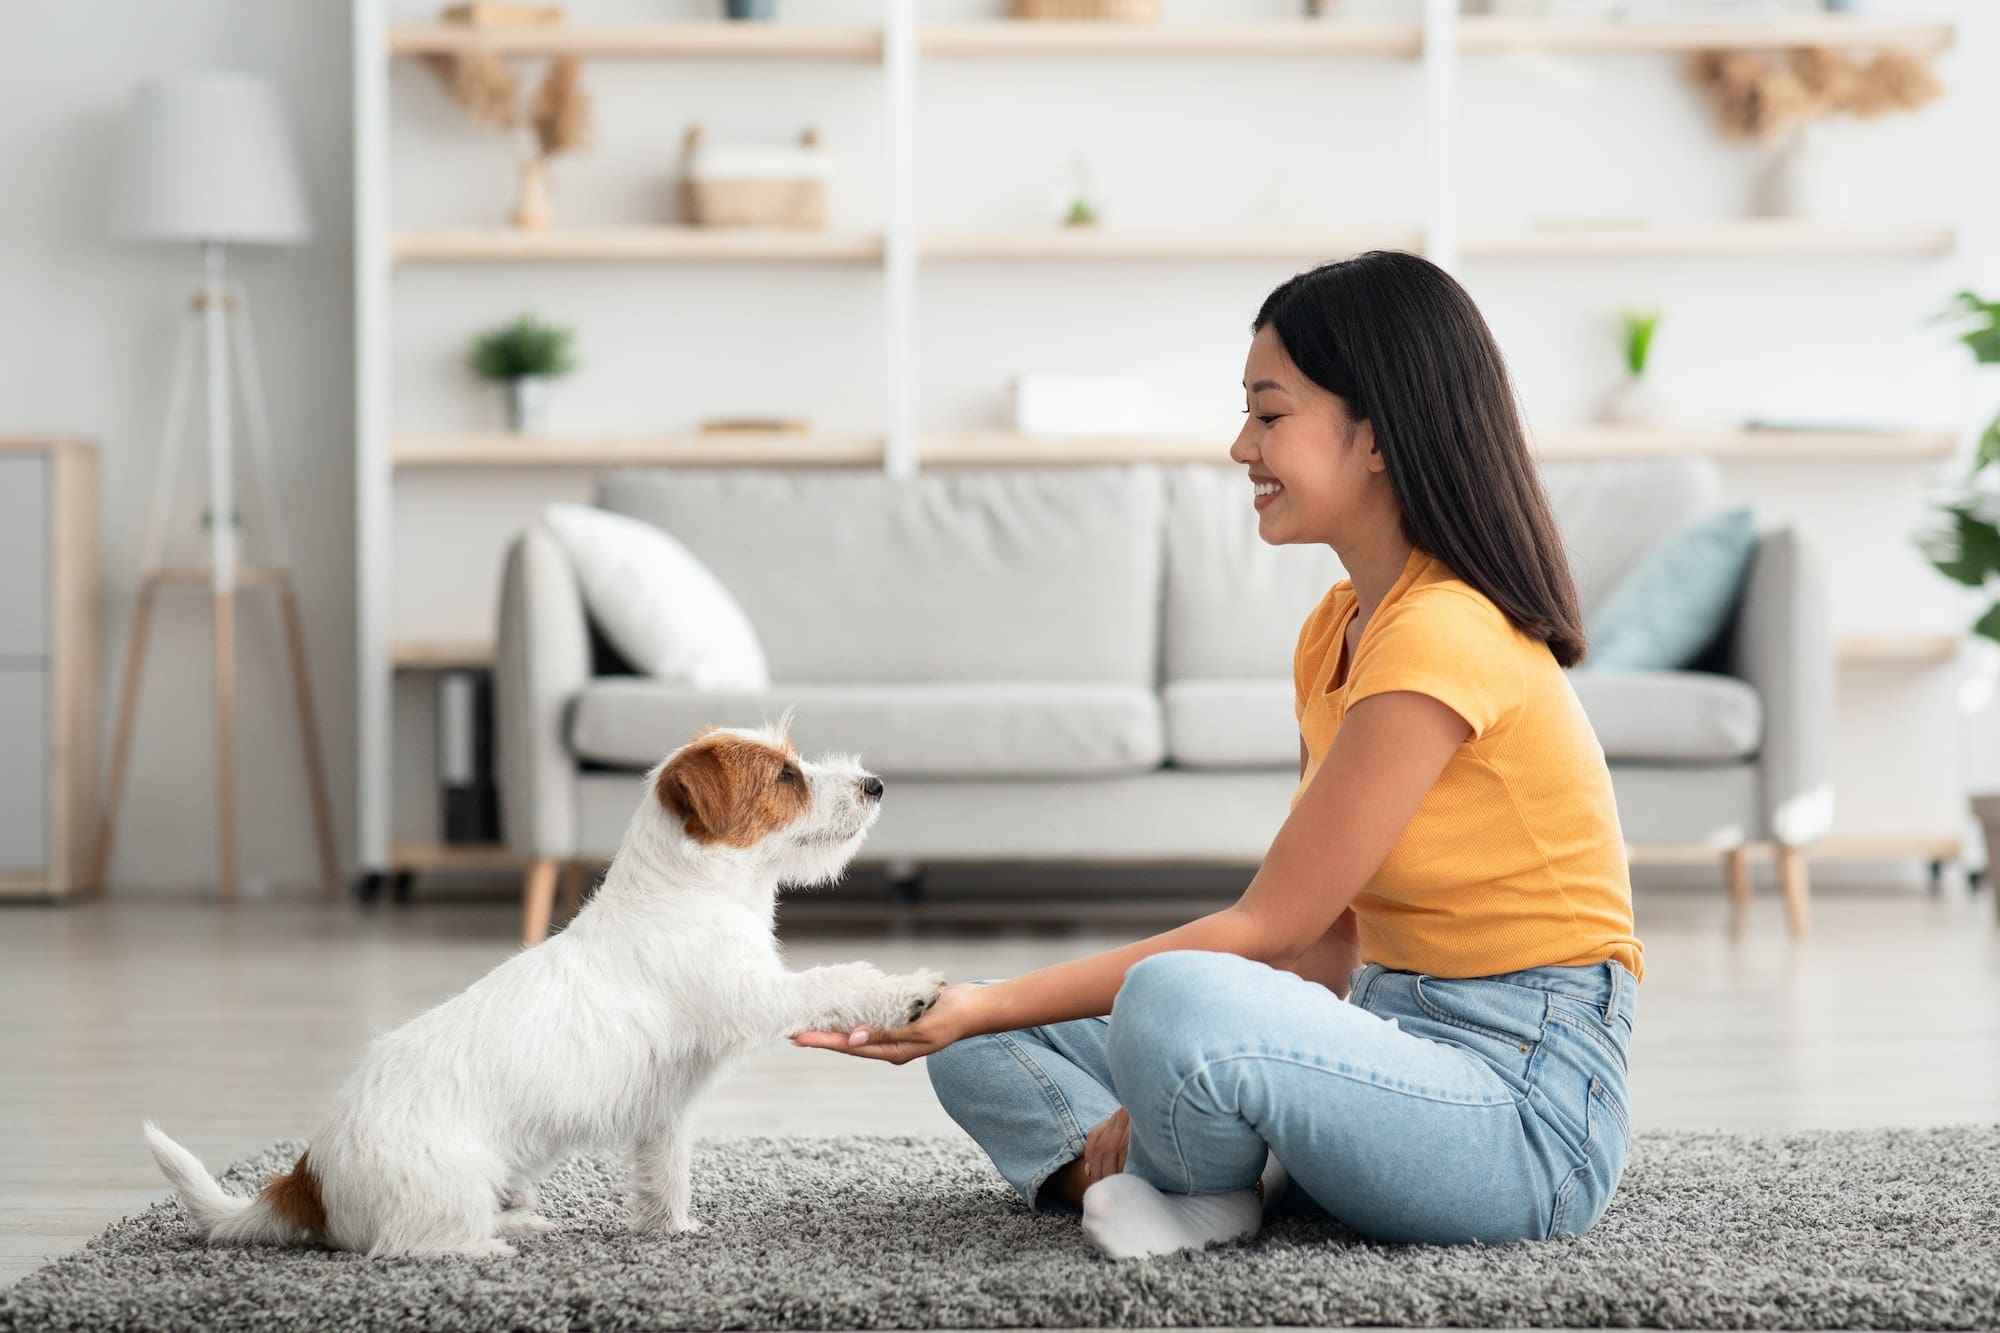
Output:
(1254, 251), (1588, 668)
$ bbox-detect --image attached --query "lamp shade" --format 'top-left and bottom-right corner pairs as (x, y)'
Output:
(110, 72), (310, 245)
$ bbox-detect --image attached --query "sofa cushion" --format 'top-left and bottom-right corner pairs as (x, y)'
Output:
(1540, 458), (1722, 622)
(1163, 465), (1344, 681)
(595, 466), (1164, 686)
(1163, 678), (1298, 769)
(1583, 506), (1759, 671)
(568, 679), (1165, 778)
(1566, 669), (1763, 762)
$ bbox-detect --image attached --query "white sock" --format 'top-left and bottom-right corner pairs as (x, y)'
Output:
(1080, 1173), (1262, 1260)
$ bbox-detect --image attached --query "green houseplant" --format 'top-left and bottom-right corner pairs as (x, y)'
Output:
(1602, 307), (1664, 426)
(469, 314), (576, 434)
(1920, 290), (2000, 888)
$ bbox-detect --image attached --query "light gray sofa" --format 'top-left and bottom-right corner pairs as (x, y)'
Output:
(494, 458), (1833, 943)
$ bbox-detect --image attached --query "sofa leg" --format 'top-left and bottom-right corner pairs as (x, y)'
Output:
(522, 857), (559, 947)
(1722, 846), (1753, 913)
(556, 859), (590, 923)
(1775, 845), (1811, 939)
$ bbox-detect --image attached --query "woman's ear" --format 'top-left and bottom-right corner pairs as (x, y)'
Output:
(1350, 418), (1386, 473)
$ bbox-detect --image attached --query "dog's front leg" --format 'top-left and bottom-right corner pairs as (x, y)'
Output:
(763, 962), (945, 1039)
(630, 1128), (698, 1235)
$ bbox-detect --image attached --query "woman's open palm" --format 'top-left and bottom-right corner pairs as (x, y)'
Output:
(790, 980), (983, 1065)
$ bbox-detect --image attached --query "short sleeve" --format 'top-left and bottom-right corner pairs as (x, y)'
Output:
(1344, 589), (1519, 741)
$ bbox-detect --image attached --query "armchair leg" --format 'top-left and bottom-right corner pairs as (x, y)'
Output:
(521, 857), (559, 947)
(1723, 846), (1752, 913)
(1775, 845), (1811, 938)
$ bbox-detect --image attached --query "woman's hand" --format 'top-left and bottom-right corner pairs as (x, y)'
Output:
(790, 980), (985, 1065)
(1083, 1106), (1131, 1183)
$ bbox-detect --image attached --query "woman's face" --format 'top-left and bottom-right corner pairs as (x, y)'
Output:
(1229, 323), (1387, 548)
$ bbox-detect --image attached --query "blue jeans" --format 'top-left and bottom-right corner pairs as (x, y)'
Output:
(926, 950), (1635, 1245)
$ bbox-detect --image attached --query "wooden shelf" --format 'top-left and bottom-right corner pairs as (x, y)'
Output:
(1464, 221), (1956, 260)
(920, 427), (1952, 466)
(1538, 426), (1957, 462)
(1838, 634), (1962, 665)
(923, 228), (1422, 261)
(391, 228), (884, 264)
(920, 21), (1422, 58)
(385, 16), (1953, 62)
(1459, 15), (1955, 56)
(393, 431), (883, 469)
(392, 639), (497, 671)
(390, 839), (524, 872)
(387, 22), (881, 60)
(404, 634), (1961, 673)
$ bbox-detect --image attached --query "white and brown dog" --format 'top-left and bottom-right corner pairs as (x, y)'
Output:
(144, 718), (943, 1257)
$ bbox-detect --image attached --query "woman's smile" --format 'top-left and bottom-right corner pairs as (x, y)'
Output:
(1252, 476), (1285, 511)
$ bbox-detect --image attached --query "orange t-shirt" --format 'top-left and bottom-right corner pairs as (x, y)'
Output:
(1292, 546), (1643, 982)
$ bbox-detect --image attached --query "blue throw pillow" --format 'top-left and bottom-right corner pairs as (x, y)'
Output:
(1582, 506), (1758, 671)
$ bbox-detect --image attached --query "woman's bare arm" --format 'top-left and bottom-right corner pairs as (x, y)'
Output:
(969, 690), (1469, 1036)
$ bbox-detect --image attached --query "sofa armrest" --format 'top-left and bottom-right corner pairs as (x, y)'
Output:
(494, 527), (590, 858)
(1724, 525), (1837, 846)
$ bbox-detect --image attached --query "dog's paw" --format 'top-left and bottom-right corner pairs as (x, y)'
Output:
(629, 1209), (702, 1236)
(495, 1211), (557, 1238)
(872, 967), (945, 1029)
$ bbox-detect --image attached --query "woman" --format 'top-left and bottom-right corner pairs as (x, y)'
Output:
(793, 251), (1642, 1260)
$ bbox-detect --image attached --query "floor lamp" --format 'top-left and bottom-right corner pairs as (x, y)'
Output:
(95, 72), (338, 900)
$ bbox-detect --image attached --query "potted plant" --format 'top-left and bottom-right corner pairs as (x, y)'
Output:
(1684, 47), (1941, 220)
(1918, 290), (2000, 888)
(1602, 308), (1664, 427)
(469, 314), (576, 433)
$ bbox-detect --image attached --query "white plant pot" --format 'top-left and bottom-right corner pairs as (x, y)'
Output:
(506, 376), (550, 434)
(1602, 374), (1665, 427)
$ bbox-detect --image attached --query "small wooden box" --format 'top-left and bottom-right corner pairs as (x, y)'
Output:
(1009, 0), (1160, 19)
(681, 126), (830, 231)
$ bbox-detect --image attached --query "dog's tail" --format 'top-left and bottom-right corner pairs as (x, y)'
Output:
(142, 1122), (323, 1246)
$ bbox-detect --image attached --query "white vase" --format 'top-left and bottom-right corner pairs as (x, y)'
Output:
(1602, 375), (1664, 427)
(1754, 123), (1837, 220)
(506, 376), (549, 434)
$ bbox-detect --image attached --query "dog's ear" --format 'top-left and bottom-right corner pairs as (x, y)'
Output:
(656, 744), (741, 845)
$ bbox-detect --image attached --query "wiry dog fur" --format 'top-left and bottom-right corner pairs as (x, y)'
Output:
(144, 717), (942, 1257)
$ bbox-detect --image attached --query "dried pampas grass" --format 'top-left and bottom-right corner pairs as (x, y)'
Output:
(529, 55), (591, 158)
(1686, 45), (1943, 142)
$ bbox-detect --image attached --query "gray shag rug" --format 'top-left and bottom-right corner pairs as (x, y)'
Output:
(4, 1128), (1997, 1332)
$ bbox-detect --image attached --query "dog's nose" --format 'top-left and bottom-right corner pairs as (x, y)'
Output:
(860, 776), (884, 802)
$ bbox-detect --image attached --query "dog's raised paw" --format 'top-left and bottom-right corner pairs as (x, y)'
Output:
(898, 968), (947, 1023)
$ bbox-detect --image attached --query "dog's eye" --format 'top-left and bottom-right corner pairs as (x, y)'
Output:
(777, 767), (799, 784)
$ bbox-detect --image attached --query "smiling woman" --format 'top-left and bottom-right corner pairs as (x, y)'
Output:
(794, 251), (1642, 1263)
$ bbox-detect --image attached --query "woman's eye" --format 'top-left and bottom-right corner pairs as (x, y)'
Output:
(1258, 415), (1281, 426)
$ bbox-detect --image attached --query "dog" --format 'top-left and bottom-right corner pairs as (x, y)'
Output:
(144, 718), (944, 1257)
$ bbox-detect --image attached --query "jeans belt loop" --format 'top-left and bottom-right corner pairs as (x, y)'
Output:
(1601, 960), (1622, 1028)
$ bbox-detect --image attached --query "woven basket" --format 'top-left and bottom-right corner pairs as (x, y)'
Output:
(1009, 0), (1159, 19)
(682, 178), (826, 230)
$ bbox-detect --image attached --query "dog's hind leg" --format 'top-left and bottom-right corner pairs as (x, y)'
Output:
(629, 1126), (698, 1235)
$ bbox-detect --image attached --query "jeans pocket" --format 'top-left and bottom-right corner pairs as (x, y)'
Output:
(1412, 975), (1547, 1053)
(1548, 1077), (1631, 1239)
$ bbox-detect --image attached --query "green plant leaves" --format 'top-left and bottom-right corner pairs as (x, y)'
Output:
(1931, 290), (2000, 364)
(469, 313), (577, 381)
(1920, 503), (2000, 588)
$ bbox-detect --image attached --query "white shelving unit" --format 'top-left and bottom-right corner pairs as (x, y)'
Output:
(353, 2), (1967, 880)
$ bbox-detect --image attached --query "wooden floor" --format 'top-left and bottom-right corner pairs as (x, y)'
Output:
(3, 880), (1996, 1289)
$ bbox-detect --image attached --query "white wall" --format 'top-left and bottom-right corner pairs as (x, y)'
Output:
(3, 0), (1992, 889)
(2, 2), (354, 892)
